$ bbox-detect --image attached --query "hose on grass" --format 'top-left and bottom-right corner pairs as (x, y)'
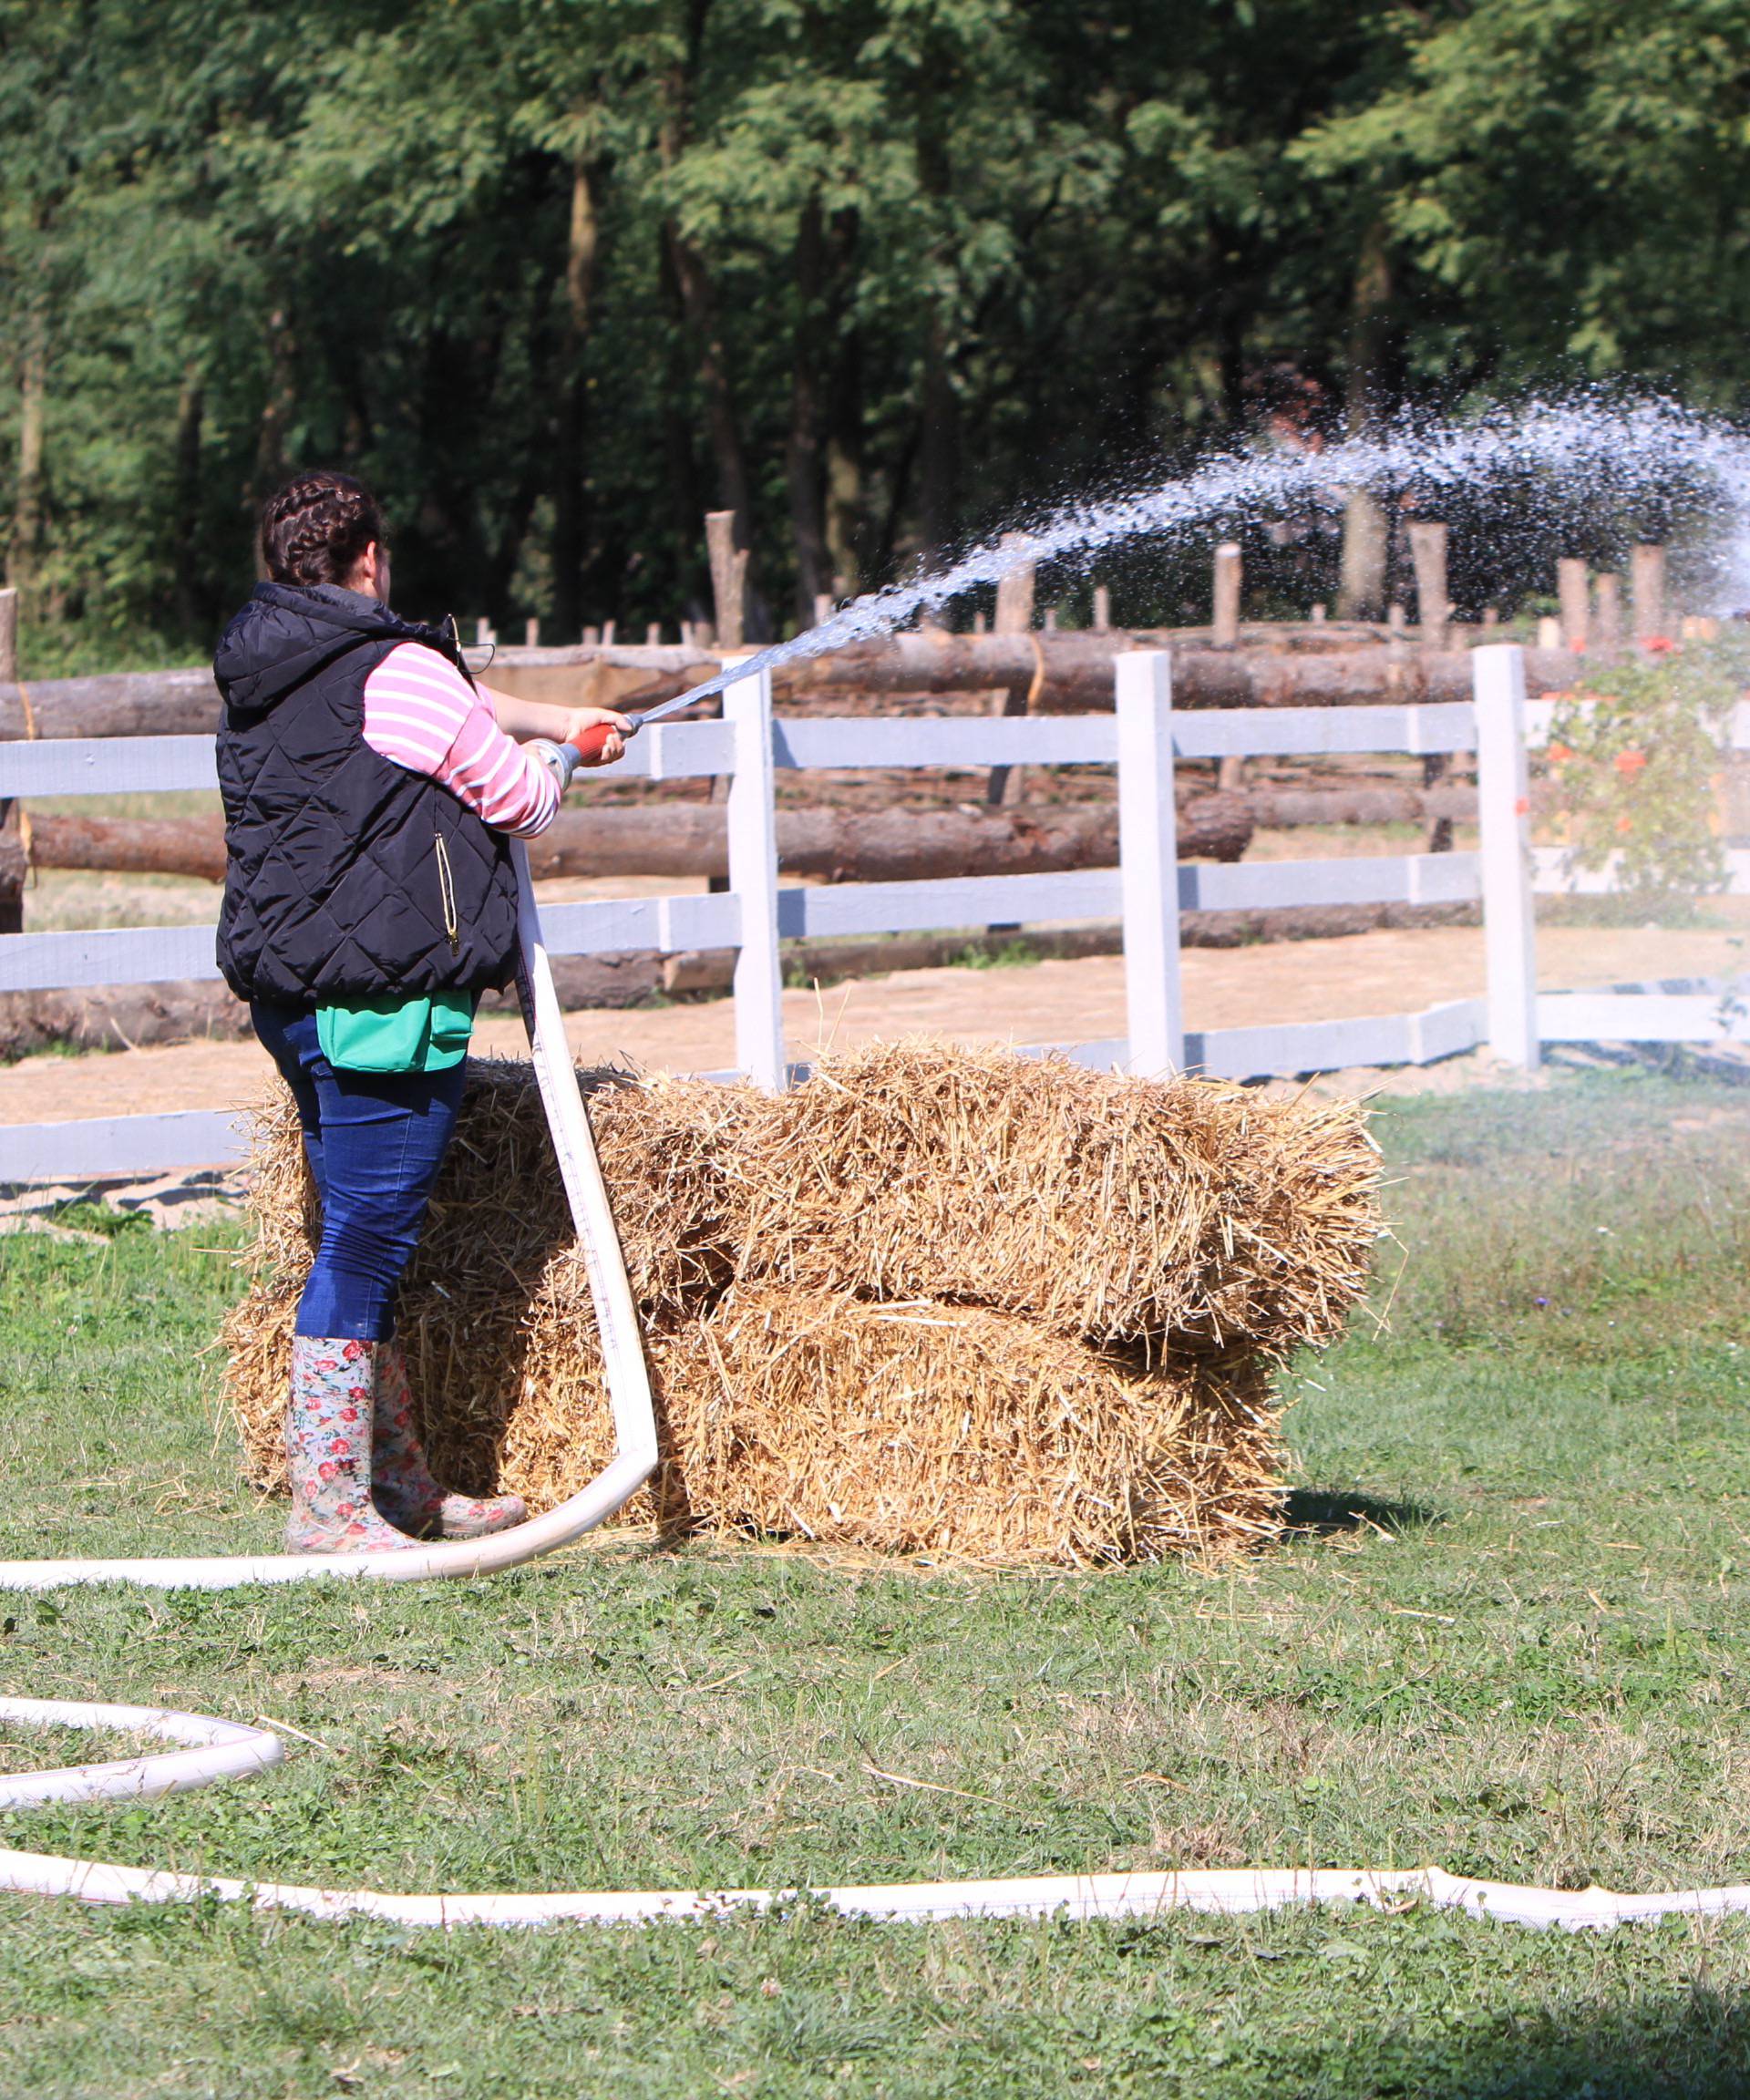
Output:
(5, 1695), (1750, 1931)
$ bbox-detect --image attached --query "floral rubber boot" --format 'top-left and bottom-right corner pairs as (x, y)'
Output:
(284, 1335), (419, 1554)
(371, 1343), (528, 1541)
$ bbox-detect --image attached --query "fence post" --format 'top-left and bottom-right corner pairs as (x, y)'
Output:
(1556, 558), (1589, 650)
(724, 664), (785, 1089)
(705, 510), (748, 651)
(1117, 650), (1184, 1076)
(1631, 542), (1667, 643)
(1211, 542), (1241, 647)
(1473, 643), (1539, 1068)
(1593, 571), (1622, 652)
(1408, 521), (1450, 648)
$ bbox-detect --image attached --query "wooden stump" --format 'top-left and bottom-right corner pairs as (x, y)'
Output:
(0, 588), (19, 934)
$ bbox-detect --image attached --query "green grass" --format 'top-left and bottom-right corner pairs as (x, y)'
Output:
(5, 1066), (1750, 2095)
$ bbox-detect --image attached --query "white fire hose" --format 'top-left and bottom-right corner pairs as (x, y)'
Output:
(5, 1693), (1750, 1930)
(2, 779), (1746, 1931)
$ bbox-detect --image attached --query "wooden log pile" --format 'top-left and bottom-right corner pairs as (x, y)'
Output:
(0, 635), (1584, 744)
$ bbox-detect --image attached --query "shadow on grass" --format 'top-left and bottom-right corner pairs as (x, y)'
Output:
(1296, 1992), (1750, 2099)
(1281, 1488), (1440, 1539)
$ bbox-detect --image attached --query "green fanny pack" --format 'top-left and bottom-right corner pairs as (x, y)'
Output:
(316, 990), (479, 1074)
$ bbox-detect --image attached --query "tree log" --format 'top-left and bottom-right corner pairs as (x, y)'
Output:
(26, 797), (1253, 885)
(27, 811), (228, 880)
(546, 798), (1252, 878)
(1242, 785), (1476, 829)
(0, 639), (1583, 742)
(0, 665), (220, 741)
(27, 783), (1529, 892)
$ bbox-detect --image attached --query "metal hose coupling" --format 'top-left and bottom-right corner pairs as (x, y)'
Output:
(529, 737), (582, 795)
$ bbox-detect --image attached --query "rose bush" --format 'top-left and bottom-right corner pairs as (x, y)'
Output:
(1541, 637), (1749, 908)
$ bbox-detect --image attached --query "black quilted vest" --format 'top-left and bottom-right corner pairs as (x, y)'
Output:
(213, 582), (520, 1006)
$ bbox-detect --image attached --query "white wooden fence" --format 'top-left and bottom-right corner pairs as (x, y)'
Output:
(2, 642), (1745, 1184)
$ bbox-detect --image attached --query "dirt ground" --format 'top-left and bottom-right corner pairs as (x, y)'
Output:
(4, 919), (1745, 1128)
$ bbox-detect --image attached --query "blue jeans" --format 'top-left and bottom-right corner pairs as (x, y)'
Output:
(251, 1003), (467, 1342)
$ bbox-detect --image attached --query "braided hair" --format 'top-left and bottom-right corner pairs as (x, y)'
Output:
(260, 470), (386, 590)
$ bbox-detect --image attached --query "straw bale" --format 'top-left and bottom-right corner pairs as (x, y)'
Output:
(659, 1289), (1284, 1564)
(232, 1055), (745, 1320)
(724, 1041), (1380, 1357)
(221, 1038), (1374, 1564)
(228, 1264), (1284, 1566)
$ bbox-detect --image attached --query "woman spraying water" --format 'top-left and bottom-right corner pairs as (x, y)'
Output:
(213, 469), (630, 1553)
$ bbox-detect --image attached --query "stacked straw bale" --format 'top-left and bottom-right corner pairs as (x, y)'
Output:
(222, 1041), (1380, 1565)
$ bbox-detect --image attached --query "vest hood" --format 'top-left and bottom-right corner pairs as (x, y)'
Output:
(213, 582), (425, 720)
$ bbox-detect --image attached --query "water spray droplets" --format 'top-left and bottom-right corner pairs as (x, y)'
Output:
(679, 394), (1750, 714)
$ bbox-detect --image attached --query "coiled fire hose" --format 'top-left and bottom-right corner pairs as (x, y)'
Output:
(4, 747), (1749, 1929)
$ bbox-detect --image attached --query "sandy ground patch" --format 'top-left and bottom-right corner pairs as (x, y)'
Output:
(3, 919), (1745, 1128)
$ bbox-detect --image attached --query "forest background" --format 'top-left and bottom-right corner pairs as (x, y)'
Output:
(2, 0), (1747, 673)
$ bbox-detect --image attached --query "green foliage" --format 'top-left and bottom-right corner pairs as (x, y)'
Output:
(0, 3), (1747, 665)
(1293, 0), (1750, 393)
(1542, 637), (1746, 904)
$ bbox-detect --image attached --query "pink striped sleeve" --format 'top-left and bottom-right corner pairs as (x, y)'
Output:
(362, 643), (560, 837)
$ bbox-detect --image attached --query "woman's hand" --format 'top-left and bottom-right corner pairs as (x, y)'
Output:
(561, 708), (632, 767)
(481, 685), (633, 766)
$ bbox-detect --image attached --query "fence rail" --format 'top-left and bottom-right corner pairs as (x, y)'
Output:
(2, 642), (1744, 1185)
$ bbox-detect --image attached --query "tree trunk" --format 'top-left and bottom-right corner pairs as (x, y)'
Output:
(913, 105), (957, 562)
(823, 208), (865, 599)
(0, 589), (19, 932)
(657, 236), (705, 609)
(786, 194), (830, 624)
(252, 304), (296, 515)
(918, 305), (957, 561)
(171, 364), (205, 633)
(664, 236), (750, 540)
(26, 812), (226, 880)
(662, 3), (765, 638)
(552, 150), (602, 641)
(530, 798), (1253, 879)
(1335, 223), (1392, 622)
(9, 320), (46, 596)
